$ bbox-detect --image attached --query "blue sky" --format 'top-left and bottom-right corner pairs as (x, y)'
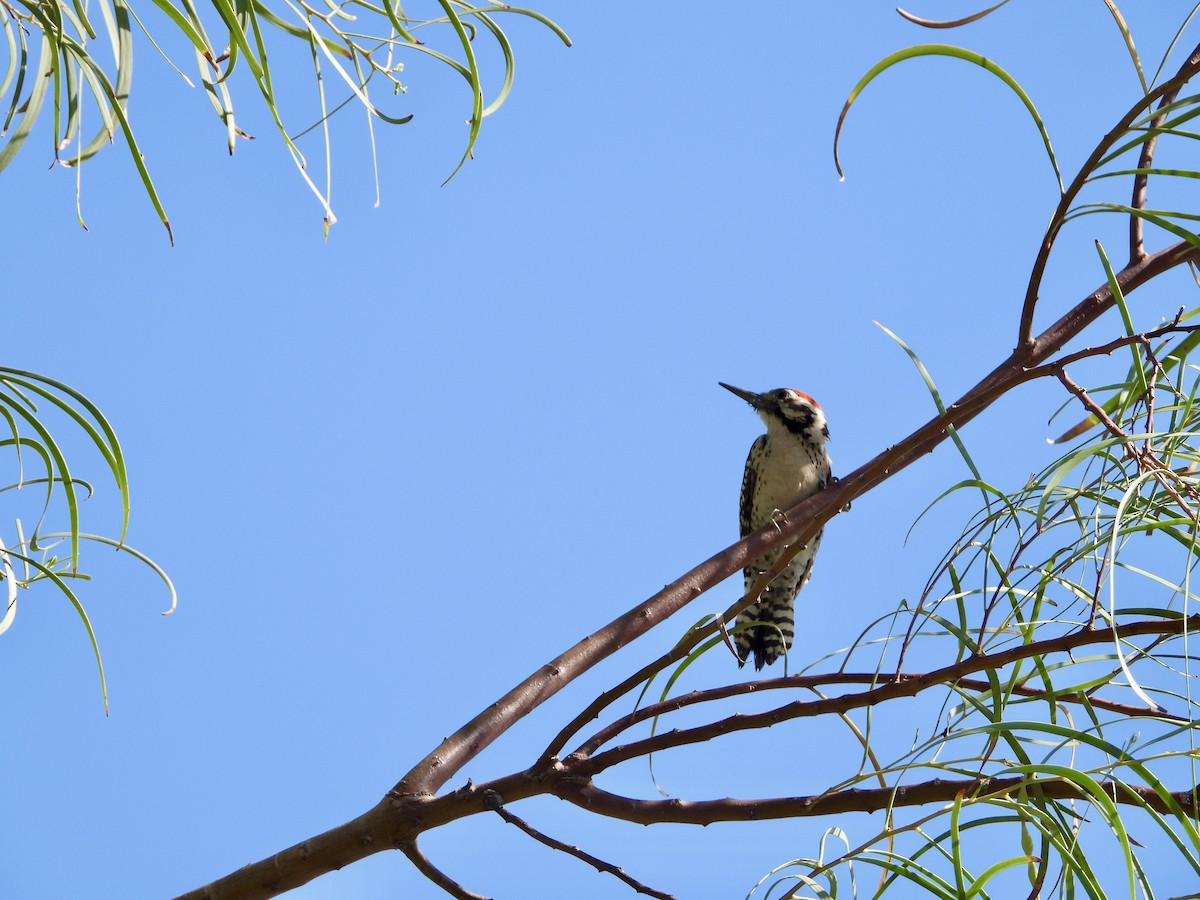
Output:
(6, 2), (1200, 897)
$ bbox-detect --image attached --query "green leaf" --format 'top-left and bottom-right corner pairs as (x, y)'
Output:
(835, 43), (1062, 191)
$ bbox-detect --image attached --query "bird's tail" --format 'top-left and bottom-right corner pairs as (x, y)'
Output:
(734, 595), (795, 671)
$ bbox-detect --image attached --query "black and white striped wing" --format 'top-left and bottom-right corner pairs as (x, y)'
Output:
(739, 434), (766, 539)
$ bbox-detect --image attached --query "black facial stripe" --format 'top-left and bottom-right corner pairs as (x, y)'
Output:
(780, 411), (815, 435)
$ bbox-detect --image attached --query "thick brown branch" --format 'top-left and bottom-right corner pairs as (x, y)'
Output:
(176, 617), (1198, 900)
(559, 776), (1199, 826)
(174, 801), (402, 900)
(393, 556), (729, 796)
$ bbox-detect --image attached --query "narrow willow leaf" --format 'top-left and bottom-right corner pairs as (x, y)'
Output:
(1096, 240), (1149, 409)
(0, 34), (51, 173)
(37, 532), (177, 614)
(856, 850), (960, 898)
(876, 321), (989, 507)
(436, 0), (482, 183)
(1005, 763), (1136, 898)
(463, 6), (512, 118)
(895, 1), (1010, 29)
(835, 44), (1062, 191)
(0, 534), (17, 636)
(1101, 0), (1147, 95)
(1151, 2), (1200, 88)
(478, 3), (571, 47)
(0, 368), (129, 543)
(5, 549), (107, 713)
(1092, 165), (1200, 180)
(0, 13), (18, 100)
(0, 394), (80, 568)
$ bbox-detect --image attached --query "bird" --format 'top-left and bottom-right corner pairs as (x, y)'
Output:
(720, 382), (832, 670)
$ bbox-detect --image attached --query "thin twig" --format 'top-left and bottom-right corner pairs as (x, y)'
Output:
(558, 774), (1199, 826)
(483, 791), (676, 900)
(1088, 541), (1112, 631)
(535, 588), (754, 772)
(1056, 369), (1130, 438)
(973, 496), (1065, 646)
(1056, 367), (1200, 523)
(1039, 316), (1199, 371)
(580, 615), (1199, 774)
(1017, 42), (1200, 347)
(1129, 46), (1200, 261)
(1141, 335), (1161, 456)
(401, 839), (490, 900)
(573, 670), (1187, 758)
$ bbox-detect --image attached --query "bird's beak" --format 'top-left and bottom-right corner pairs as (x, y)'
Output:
(719, 382), (763, 409)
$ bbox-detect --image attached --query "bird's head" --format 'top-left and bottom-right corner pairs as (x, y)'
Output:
(719, 382), (829, 444)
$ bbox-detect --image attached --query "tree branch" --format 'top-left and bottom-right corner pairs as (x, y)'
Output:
(558, 775), (1200, 826)
(572, 669), (1187, 759)
(537, 584), (757, 769)
(580, 615), (1199, 774)
(484, 790), (676, 900)
(402, 839), (489, 900)
(1129, 47), (1200, 261)
(1016, 43), (1200, 347)
(175, 801), (401, 900)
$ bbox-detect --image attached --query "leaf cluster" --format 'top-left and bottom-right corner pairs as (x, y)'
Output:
(0, 367), (174, 712)
(0, 0), (569, 239)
